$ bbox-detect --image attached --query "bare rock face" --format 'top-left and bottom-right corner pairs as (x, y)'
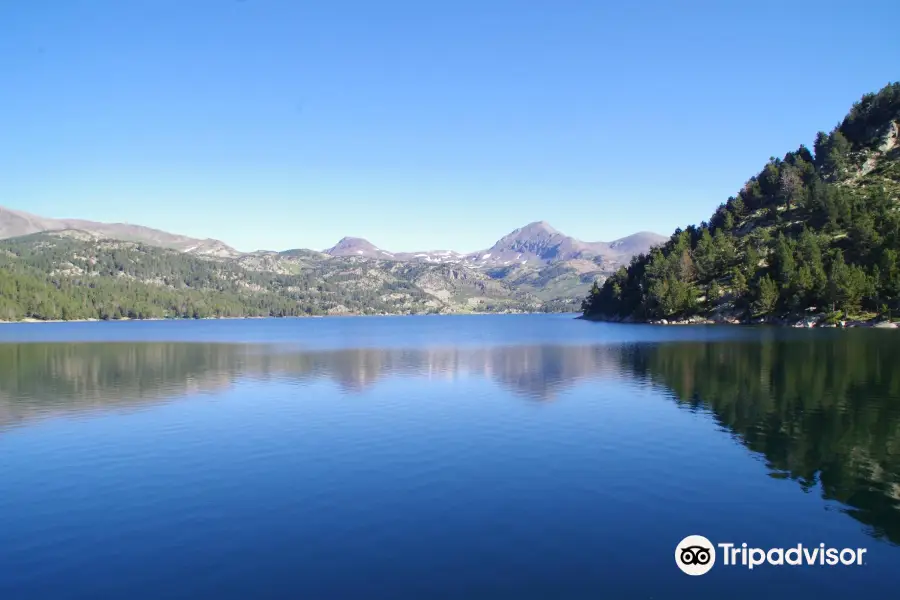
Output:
(878, 120), (899, 153)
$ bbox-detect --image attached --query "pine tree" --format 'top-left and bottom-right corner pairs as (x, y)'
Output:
(731, 268), (748, 298)
(772, 234), (796, 292)
(707, 280), (721, 308)
(824, 131), (851, 178)
(754, 275), (780, 316)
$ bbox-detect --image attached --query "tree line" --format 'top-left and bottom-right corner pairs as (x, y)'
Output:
(583, 82), (900, 322)
(0, 235), (515, 321)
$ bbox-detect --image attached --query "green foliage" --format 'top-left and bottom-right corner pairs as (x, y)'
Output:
(753, 275), (779, 316)
(825, 131), (851, 179)
(824, 311), (843, 325)
(730, 268), (748, 298)
(0, 235), (542, 321)
(706, 280), (720, 308)
(839, 82), (900, 146)
(826, 250), (870, 314)
(694, 229), (716, 280)
(583, 81), (900, 322)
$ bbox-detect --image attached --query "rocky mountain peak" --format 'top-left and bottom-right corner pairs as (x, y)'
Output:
(327, 236), (377, 251)
(324, 236), (395, 259)
(516, 221), (559, 235)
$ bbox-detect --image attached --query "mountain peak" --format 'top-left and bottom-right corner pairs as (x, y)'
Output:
(324, 236), (396, 259)
(334, 236), (374, 247)
(607, 231), (668, 253)
(325, 236), (377, 251)
(457, 221), (667, 268)
(518, 221), (559, 235)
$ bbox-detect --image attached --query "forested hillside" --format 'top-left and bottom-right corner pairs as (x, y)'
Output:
(583, 82), (900, 325)
(0, 233), (543, 321)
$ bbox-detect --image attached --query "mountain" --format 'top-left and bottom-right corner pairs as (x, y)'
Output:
(0, 204), (666, 320)
(322, 237), (467, 263)
(0, 231), (545, 320)
(316, 223), (665, 311)
(606, 231), (672, 257)
(1, 202), (661, 274)
(0, 206), (238, 258)
(463, 221), (585, 267)
(324, 236), (395, 260)
(460, 222), (665, 268)
(583, 81), (900, 326)
(321, 222), (664, 269)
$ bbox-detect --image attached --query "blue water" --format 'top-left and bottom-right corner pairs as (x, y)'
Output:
(0, 315), (898, 598)
(0, 313), (802, 346)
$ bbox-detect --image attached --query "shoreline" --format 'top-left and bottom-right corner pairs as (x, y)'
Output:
(578, 313), (899, 329)
(0, 311), (571, 325)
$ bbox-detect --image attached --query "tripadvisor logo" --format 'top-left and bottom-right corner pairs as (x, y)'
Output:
(676, 535), (716, 575)
(675, 535), (867, 576)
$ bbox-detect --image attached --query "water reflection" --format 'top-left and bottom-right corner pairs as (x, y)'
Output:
(2, 334), (899, 547)
(620, 336), (900, 546)
(0, 343), (626, 427)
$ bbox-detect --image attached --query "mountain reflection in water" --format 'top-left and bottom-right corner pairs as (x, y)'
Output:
(1, 335), (898, 547)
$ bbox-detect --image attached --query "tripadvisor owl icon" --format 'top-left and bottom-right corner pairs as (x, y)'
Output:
(676, 535), (716, 575)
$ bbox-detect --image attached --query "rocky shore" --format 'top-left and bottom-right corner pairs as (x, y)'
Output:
(581, 313), (898, 328)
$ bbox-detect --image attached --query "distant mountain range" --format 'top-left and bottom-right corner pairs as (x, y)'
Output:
(0, 205), (666, 320)
(0, 205), (664, 269)
(0, 206), (238, 258)
(323, 221), (665, 269)
(323, 237), (466, 263)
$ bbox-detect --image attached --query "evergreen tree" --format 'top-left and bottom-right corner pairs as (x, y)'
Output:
(824, 131), (851, 178)
(754, 275), (780, 316)
(731, 268), (748, 298)
(772, 234), (796, 292)
(707, 280), (720, 308)
(582, 81), (900, 324)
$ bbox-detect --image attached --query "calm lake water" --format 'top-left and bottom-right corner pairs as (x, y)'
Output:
(1, 314), (898, 599)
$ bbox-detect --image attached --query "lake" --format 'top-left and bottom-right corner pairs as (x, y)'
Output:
(1, 314), (898, 599)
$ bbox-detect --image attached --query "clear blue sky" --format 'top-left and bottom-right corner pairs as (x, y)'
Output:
(1, 0), (897, 253)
